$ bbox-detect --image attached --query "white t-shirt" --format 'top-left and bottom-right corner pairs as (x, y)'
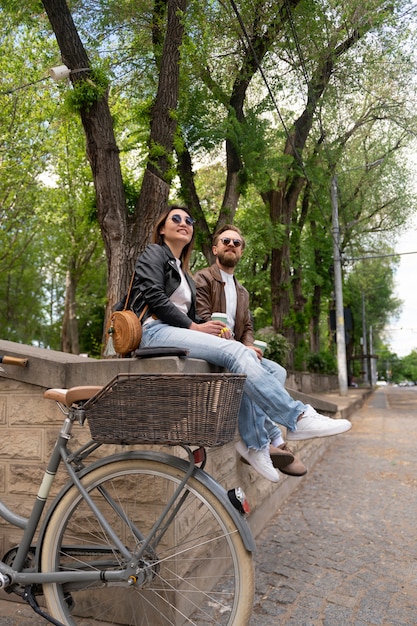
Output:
(169, 259), (192, 314)
(219, 269), (237, 331)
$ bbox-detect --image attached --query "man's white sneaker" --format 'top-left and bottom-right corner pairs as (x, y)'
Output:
(287, 404), (352, 441)
(236, 440), (280, 482)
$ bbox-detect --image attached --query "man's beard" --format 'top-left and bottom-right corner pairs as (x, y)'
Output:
(217, 250), (239, 268)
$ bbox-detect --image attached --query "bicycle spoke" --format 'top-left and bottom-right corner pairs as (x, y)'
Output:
(41, 458), (253, 625)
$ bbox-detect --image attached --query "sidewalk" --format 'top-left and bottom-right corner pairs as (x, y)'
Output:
(0, 386), (372, 624)
(249, 385), (417, 625)
(246, 386), (372, 538)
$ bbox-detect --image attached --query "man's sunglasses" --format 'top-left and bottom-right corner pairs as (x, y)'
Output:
(170, 213), (195, 227)
(219, 237), (243, 248)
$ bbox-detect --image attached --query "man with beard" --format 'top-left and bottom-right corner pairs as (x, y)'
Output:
(194, 225), (307, 478)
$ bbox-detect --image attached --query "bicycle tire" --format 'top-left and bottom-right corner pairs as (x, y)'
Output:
(41, 457), (254, 625)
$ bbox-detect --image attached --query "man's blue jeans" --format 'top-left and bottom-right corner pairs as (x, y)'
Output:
(238, 357), (289, 449)
(141, 321), (306, 450)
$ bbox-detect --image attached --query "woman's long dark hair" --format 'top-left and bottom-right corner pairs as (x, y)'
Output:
(152, 205), (195, 273)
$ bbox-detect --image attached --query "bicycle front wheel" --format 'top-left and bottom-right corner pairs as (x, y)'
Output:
(41, 457), (254, 625)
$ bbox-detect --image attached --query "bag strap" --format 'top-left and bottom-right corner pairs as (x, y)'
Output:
(138, 303), (149, 322)
(123, 271), (136, 311)
(122, 270), (149, 321)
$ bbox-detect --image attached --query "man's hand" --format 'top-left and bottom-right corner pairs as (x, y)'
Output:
(247, 344), (263, 360)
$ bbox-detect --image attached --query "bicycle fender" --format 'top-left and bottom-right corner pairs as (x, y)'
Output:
(36, 449), (255, 569)
(135, 450), (256, 553)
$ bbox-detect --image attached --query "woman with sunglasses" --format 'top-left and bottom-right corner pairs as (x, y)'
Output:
(133, 205), (351, 482)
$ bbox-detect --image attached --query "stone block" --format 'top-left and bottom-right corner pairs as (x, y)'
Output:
(1, 495), (34, 520)
(8, 464), (45, 496)
(0, 429), (42, 460)
(9, 394), (58, 426)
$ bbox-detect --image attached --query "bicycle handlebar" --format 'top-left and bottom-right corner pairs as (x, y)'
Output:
(0, 356), (28, 367)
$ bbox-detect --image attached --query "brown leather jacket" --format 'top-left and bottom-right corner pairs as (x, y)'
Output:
(194, 263), (254, 345)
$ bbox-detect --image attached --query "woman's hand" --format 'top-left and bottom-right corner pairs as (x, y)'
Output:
(190, 321), (233, 338)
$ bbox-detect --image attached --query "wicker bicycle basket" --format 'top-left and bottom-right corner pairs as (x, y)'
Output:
(83, 373), (246, 447)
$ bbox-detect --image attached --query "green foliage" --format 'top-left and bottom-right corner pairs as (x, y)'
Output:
(148, 140), (176, 181)
(77, 296), (106, 357)
(123, 177), (140, 216)
(231, 190), (276, 328)
(395, 349), (417, 384)
(2, 0), (417, 368)
(344, 253), (401, 357)
(0, 242), (53, 346)
(306, 351), (337, 375)
(255, 327), (291, 367)
(65, 68), (109, 113)
(376, 345), (404, 384)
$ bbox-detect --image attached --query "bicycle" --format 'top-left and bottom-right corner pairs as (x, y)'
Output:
(0, 355), (255, 626)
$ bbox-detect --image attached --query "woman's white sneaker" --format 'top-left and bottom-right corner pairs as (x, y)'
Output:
(287, 404), (352, 441)
(236, 440), (280, 482)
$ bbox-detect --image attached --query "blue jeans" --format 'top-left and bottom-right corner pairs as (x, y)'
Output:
(238, 357), (287, 449)
(141, 321), (306, 450)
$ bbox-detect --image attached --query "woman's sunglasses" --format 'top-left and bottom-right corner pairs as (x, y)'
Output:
(170, 213), (195, 227)
(219, 237), (243, 248)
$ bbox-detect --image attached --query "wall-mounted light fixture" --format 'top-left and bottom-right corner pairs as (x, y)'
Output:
(49, 65), (90, 81)
(49, 65), (71, 81)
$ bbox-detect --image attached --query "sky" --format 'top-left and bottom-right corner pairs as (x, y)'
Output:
(384, 219), (417, 357)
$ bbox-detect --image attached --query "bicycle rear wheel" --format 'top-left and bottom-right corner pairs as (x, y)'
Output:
(41, 457), (254, 625)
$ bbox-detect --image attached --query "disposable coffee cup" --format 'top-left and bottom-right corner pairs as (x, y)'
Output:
(211, 312), (228, 324)
(253, 340), (267, 354)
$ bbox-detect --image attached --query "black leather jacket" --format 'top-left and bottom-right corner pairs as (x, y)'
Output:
(129, 243), (200, 328)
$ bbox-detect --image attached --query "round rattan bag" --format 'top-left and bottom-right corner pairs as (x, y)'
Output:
(110, 310), (142, 355)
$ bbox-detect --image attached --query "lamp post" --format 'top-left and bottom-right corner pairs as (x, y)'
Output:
(330, 158), (384, 394)
(331, 176), (348, 396)
(361, 291), (369, 385)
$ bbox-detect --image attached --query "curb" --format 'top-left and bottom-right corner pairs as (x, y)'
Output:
(247, 386), (373, 539)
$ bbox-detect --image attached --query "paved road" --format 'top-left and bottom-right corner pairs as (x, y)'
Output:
(1, 386), (416, 625)
(249, 386), (417, 625)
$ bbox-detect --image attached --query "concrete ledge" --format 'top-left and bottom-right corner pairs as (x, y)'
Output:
(0, 339), (217, 388)
(0, 341), (339, 413)
(287, 388), (338, 414)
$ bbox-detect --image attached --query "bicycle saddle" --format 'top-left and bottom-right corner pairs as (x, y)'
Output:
(44, 386), (102, 407)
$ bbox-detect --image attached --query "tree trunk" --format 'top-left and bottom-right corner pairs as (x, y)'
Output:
(201, 2), (302, 233)
(41, 0), (187, 352)
(265, 172), (305, 331)
(310, 283), (322, 353)
(133, 0), (187, 249)
(262, 24), (363, 344)
(41, 0), (129, 347)
(176, 144), (215, 263)
(61, 267), (79, 354)
(309, 218), (325, 353)
(289, 186), (309, 358)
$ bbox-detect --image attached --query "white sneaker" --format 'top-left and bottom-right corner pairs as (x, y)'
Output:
(287, 404), (352, 441)
(236, 440), (280, 482)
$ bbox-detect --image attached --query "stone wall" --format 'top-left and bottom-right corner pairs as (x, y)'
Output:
(0, 339), (339, 558)
(287, 370), (338, 394)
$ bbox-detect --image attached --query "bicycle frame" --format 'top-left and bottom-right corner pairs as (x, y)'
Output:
(0, 415), (130, 589)
(0, 410), (255, 592)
